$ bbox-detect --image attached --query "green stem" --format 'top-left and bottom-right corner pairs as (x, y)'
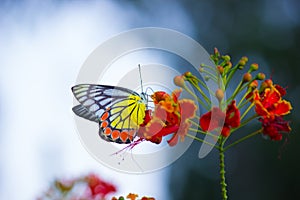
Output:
(186, 133), (219, 149)
(238, 96), (253, 110)
(218, 75), (226, 91)
(227, 78), (255, 104)
(188, 80), (211, 104)
(225, 65), (239, 89)
(224, 129), (262, 151)
(201, 63), (217, 72)
(189, 127), (218, 139)
(192, 76), (215, 96)
(183, 85), (210, 110)
(219, 142), (228, 200)
(240, 102), (254, 121)
(202, 69), (218, 82)
(187, 119), (219, 139)
(226, 80), (243, 104)
(237, 89), (251, 108)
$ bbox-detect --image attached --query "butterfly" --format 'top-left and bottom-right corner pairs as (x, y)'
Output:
(72, 84), (148, 144)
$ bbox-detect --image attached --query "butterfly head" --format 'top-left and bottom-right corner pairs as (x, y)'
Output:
(140, 92), (148, 104)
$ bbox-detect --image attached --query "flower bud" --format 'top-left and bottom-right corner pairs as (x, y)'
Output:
(256, 73), (265, 80)
(264, 79), (273, 86)
(221, 126), (231, 137)
(173, 75), (185, 87)
(217, 66), (224, 74)
(241, 56), (248, 62)
(238, 61), (246, 69)
(248, 80), (258, 89)
(199, 67), (204, 73)
(250, 63), (259, 71)
(243, 72), (252, 83)
(260, 79), (273, 90)
(222, 55), (231, 61)
(214, 47), (220, 57)
(184, 71), (192, 78)
(215, 89), (224, 102)
(225, 61), (232, 68)
(238, 56), (248, 70)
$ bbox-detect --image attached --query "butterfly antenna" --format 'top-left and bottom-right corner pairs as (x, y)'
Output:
(145, 86), (155, 94)
(138, 64), (144, 94)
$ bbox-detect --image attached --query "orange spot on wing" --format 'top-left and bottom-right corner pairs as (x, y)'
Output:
(120, 131), (129, 142)
(128, 130), (136, 142)
(101, 120), (108, 128)
(128, 135), (133, 141)
(111, 130), (120, 140)
(101, 112), (109, 121)
(104, 127), (112, 135)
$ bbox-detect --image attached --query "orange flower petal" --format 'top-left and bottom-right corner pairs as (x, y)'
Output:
(127, 193), (139, 200)
(160, 101), (174, 112)
(262, 88), (280, 106)
(273, 100), (292, 116)
(151, 91), (169, 104)
(179, 99), (197, 120)
(177, 121), (191, 140)
(254, 102), (269, 117)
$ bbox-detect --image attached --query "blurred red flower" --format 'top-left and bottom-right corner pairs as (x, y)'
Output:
(86, 173), (116, 199)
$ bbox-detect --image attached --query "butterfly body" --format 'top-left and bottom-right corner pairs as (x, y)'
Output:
(72, 84), (147, 144)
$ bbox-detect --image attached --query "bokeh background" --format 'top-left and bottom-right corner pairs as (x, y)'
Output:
(0, 0), (299, 199)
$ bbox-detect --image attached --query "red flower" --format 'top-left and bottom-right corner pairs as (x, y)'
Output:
(138, 116), (179, 144)
(138, 89), (197, 146)
(199, 107), (225, 131)
(200, 101), (240, 137)
(259, 116), (291, 141)
(86, 173), (116, 198)
(253, 80), (292, 118)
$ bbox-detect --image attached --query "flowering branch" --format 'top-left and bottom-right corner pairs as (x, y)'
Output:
(168, 48), (292, 199)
